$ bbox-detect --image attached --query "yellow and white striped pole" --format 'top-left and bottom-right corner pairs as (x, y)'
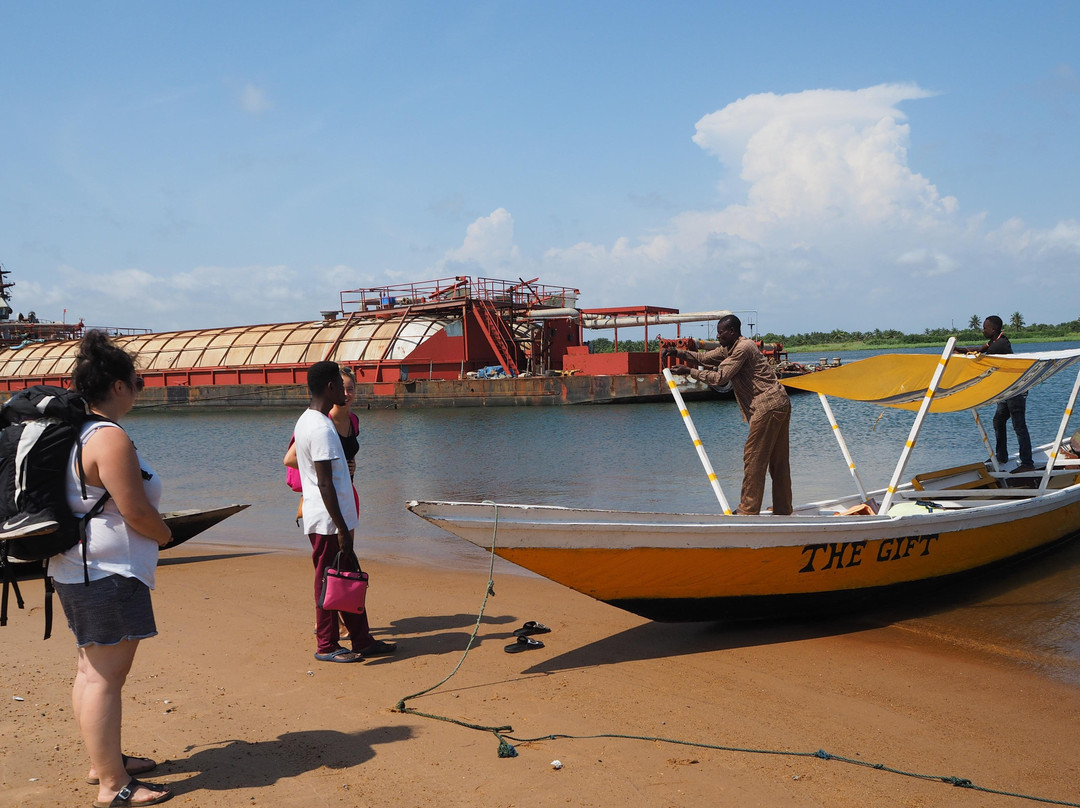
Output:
(817, 393), (869, 502)
(879, 338), (957, 514)
(662, 368), (733, 514)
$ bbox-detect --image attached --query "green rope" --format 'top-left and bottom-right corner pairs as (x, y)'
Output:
(498, 734), (1078, 806)
(392, 502), (1079, 806)
(392, 501), (518, 753)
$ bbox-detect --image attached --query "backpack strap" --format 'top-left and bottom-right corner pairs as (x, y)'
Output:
(0, 541), (27, 628)
(77, 492), (111, 586)
(73, 415), (116, 500)
(75, 439), (88, 500)
(42, 559), (54, 640)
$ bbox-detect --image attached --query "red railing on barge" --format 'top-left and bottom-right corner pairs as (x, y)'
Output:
(338, 276), (578, 315)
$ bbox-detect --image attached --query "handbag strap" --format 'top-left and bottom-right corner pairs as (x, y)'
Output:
(331, 550), (363, 574)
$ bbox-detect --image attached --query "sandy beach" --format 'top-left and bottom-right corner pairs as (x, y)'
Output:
(3, 542), (1079, 808)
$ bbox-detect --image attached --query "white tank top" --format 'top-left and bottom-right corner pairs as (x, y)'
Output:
(50, 421), (162, 588)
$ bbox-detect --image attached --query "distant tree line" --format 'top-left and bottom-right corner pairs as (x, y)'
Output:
(584, 313), (1080, 353)
(760, 312), (1080, 348)
(586, 337), (661, 353)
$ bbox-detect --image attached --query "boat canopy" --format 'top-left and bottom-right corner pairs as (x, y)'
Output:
(782, 348), (1080, 412)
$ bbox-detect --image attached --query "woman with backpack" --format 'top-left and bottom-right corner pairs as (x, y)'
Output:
(51, 331), (174, 808)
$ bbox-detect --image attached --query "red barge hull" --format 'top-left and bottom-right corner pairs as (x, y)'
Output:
(0, 275), (814, 408)
(121, 373), (718, 410)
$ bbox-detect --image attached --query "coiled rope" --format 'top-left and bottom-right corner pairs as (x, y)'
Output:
(392, 502), (1080, 805)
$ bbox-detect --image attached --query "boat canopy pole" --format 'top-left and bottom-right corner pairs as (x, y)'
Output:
(1038, 363), (1080, 492)
(972, 410), (999, 472)
(662, 368), (733, 515)
(817, 393), (869, 502)
(879, 338), (957, 514)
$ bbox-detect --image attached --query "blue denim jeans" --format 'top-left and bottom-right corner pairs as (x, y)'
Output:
(993, 394), (1033, 466)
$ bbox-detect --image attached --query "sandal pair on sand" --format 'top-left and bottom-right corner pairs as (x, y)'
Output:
(314, 639), (397, 663)
(505, 620), (551, 653)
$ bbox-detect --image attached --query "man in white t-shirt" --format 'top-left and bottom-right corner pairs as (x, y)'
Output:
(293, 361), (396, 663)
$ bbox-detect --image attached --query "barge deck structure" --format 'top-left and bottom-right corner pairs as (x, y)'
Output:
(0, 273), (807, 408)
(0, 265), (149, 352)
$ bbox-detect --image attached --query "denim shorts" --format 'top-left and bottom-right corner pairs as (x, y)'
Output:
(54, 574), (157, 647)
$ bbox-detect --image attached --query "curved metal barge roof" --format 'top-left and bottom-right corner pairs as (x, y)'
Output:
(0, 314), (454, 385)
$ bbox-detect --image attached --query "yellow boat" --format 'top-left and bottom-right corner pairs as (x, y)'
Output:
(408, 341), (1080, 621)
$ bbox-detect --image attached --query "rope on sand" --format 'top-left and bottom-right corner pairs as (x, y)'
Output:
(392, 501), (519, 757)
(391, 503), (1080, 805)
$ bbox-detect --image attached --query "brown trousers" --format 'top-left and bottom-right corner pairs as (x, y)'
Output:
(739, 402), (792, 515)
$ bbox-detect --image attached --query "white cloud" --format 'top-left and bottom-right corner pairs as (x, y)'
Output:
(236, 82), (272, 114)
(30, 264), (328, 330)
(535, 84), (1079, 333)
(895, 248), (956, 278)
(440, 208), (522, 273)
(691, 84), (956, 236)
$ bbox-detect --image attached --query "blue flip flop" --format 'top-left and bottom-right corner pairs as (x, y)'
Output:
(315, 647), (362, 663)
(505, 635), (545, 653)
(513, 621), (551, 637)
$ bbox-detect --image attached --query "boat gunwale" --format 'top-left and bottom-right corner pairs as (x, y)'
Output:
(406, 481), (1080, 550)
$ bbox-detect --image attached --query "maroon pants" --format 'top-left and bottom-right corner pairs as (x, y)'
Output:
(740, 402), (793, 515)
(309, 533), (374, 654)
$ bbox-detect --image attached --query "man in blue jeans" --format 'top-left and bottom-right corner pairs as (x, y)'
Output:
(955, 315), (1034, 473)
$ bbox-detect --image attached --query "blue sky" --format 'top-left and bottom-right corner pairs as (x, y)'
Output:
(2, 1), (1078, 338)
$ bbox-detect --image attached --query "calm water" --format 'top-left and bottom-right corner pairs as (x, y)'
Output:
(124, 341), (1080, 684)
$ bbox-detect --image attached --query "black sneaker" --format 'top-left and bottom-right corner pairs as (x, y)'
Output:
(1010, 463), (1037, 474)
(0, 512), (60, 538)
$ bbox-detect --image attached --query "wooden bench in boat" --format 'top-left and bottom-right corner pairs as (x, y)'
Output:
(897, 463), (1080, 503)
(910, 462), (997, 492)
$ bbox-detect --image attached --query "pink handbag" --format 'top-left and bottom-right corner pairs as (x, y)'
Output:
(285, 435), (303, 492)
(318, 552), (368, 614)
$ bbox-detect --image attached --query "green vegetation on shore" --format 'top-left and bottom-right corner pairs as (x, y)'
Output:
(587, 315), (1080, 355)
(762, 317), (1080, 353)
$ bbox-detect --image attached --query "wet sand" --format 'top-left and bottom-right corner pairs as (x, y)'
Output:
(3, 543), (1079, 808)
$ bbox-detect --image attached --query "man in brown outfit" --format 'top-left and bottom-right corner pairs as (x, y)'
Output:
(663, 314), (792, 515)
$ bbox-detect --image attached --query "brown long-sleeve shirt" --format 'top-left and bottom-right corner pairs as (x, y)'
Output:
(686, 337), (789, 421)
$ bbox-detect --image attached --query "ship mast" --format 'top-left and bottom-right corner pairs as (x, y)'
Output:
(0, 263), (13, 321)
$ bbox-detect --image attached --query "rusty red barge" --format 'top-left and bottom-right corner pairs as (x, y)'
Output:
(0, 274), (818, 408)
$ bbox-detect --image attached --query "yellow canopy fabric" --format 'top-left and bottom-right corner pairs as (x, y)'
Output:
(782, 349), (1080, 412)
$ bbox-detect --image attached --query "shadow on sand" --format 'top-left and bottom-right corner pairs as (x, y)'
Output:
(158, 550), (270, 567)
(160, 727), (413, 793)
(366, 612), (523, 660)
